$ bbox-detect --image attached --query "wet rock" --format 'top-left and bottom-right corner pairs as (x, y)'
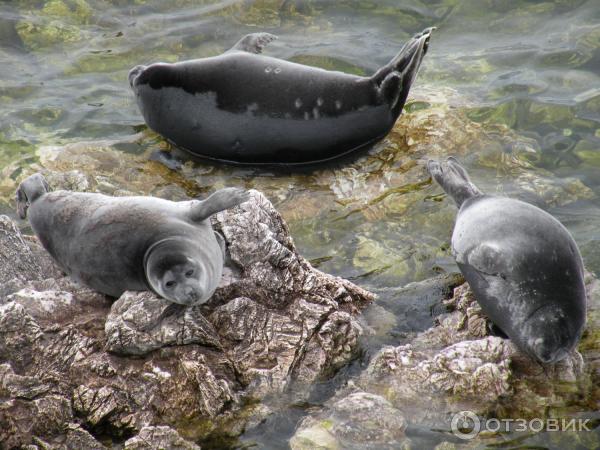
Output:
(290, 391), (407, 450)
(15, 0), (93, 51)
(124, 425), (200, 450)
(293, 273), (596, 447)
(0, 189), (373, 446)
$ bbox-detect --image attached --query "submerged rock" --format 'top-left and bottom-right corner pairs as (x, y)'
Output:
(0, 190), (373, 447)
(290, 391), (407, 450)
(292, 273), (598, 448)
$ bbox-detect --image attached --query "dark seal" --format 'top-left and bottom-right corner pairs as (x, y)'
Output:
(428, 157), (586, 363)
(16, 173), (249, 305)
(129, 29), (434, 165)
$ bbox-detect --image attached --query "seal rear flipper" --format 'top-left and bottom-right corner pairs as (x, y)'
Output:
(229, 32), (278, 54)
(16, 173), (50, 219)
(189, 188), (251, 222)
(427, 157), (482, 208)
(371, 27), (434, 95)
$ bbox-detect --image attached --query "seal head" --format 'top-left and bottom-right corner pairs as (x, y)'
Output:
(144, 237), (223, 306)
(16, 173), (49, 219)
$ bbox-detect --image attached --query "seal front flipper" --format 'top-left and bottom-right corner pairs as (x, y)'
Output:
(457, 242), (508, 279)
(229, 32), (278, 54)
(189, 188), (251, 222)
(16, 173), (50, 219)
(427, 157), (482, 207)
(377, 71), (403, 111)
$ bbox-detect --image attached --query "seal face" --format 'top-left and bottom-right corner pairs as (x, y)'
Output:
(16, 174), (249, 305)
(129, 29), (434, 165)
(428, 157), (586, 363)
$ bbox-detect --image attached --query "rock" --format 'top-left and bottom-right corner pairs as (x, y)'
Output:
(292, 273), (597, 447)
(291, 391), (407, 450)
(124, 426), (200, 450)
(105, 291), (221, 356)
(0, 216), (46, 296)
(0, 189), (373, 447)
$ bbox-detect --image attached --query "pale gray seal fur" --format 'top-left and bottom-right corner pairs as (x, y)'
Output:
(428, 157), (586, 363)
(16, 173), (249, 305)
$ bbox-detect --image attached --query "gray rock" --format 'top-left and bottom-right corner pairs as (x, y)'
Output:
(290, 391), (407, 450)
(105, 291), (221, 356)
(292, 273), (595, 447)
(0, 216), (46, 297)
(124, 426), (200, 450)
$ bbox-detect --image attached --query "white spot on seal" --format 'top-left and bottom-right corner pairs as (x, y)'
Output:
(335, 100), (343, 110)
(274, 67), (282, 74)
(295, 98), (303, 109)
(265, 66), (272, 73)
(313, 107), (320, 119)
(317, 97), (324, 106)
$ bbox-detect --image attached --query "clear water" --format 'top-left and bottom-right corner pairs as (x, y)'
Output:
(1, 0), (599, 448)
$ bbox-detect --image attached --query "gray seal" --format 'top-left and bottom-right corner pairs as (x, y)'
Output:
(16, 173), (249, 305)
(428, 157), (586, 363)
(129, 28), (433, 165)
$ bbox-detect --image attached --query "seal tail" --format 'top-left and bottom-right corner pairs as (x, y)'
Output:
(427, 157), (483, 208)
(15, 173), (50, 219)
(372, 27), (434, 114)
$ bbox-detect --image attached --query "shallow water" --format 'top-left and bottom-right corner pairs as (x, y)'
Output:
(1, 0), (600, 448)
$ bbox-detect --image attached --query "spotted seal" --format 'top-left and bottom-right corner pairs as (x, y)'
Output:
(129, 28), (433, 165)
(428, 157), (586, 363)
(16, 173), (249, 305)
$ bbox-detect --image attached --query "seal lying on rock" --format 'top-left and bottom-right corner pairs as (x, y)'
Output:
(129, 28), (434, 166)
(428, 157), (586, 363)
(16, 173), (249, 305)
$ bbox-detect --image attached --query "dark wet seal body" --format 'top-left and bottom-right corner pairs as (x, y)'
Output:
(129, 29), (433, 165)
(16, 173), (249, 305)
(428, 157), (586, 364)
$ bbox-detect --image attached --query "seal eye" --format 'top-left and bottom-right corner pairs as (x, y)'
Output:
(165, 280), (177, 288)
(185, 269), (194, 277)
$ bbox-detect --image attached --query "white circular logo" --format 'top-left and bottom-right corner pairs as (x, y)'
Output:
(451, 411), (481, 440)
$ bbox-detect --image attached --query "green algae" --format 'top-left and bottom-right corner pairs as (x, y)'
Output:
(15, 0), (93, 50)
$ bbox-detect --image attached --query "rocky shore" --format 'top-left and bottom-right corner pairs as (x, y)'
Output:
(0, 191), (373, 448)
(1, 90), (599, 448)
(291, 276), (600, 449)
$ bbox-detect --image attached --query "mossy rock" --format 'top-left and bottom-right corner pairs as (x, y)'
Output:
(16, 0), (93, 50)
